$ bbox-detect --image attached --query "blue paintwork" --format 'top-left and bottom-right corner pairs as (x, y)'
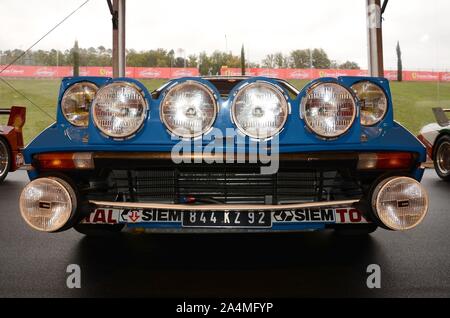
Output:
(24, 76), (427, 231)
(25, 76), (426, 162)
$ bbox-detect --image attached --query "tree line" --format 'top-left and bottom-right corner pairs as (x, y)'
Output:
(0, 44), (360, 75)
(262, 49), (359, 70)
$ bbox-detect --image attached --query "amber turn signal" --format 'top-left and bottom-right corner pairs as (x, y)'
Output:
(357, 152), (415, 170)
(34, 152), (94, 170)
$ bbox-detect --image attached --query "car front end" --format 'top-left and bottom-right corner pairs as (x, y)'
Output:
(19, 76), (428, 235)
(0, 106), (26, 183)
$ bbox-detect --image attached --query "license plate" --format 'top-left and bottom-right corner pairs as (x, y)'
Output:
(182, 211), (272, 228)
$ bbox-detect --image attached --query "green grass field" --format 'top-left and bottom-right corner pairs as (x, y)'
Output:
(1, 78), (449, 143)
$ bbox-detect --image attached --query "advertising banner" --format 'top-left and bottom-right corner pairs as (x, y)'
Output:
(0, 65), (448, 81)
(220, 67), (450, 82)
(0, 65), (199, 79)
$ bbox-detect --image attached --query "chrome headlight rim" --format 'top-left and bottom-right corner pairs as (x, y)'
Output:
(19, 177), (77, 233)
(351, 80), (388, 127)
(300, 81), (357, 139)
(61, 81), (98, 127)
(371, 176), (429, 231)
(92, 81), (149, 139)
(160, 80), (218, 139)
(231, 80), (290, 140)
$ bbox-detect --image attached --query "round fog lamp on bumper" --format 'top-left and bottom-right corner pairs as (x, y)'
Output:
(19, 177), (77, 232)
(371, 176), (428, 231)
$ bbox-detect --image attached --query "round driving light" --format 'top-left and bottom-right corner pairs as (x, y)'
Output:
(232, 82), (289, 139)
(372, 176), (428, 231)
(19, 177), (77, 232)
(92, 82), (148, 138)
(301, 82), (356, 138)
(161, 81), (217, 138)
(351, 81), (388, 126)
(61, 82), (98, 127)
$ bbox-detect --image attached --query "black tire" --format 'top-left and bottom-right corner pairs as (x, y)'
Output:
(73, 223), (125, 237)
(434, 135), (450, 181)
(334, 224), (378, 236)
(0, 137), (11, 183)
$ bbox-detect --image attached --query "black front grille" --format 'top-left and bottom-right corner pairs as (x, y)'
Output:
(94, 165), (364, 204)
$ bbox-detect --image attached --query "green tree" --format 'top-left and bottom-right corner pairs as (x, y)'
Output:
(208, 51), (240, 75)
(174, 57), (186, 67)
(262, 54), (275, 68)
(72, 40), (80, 76)
(188, 55), (198, 68)
(274, 52), (289, 68)
(312, 48), (331, 69)
(240, 45), (246, 75)
(168, 49), (175, 67)
(339, 61), (360, 69)
(396, 41), (402, 82)
(290, 49), (311, 68)
(198, 52), (212, 75)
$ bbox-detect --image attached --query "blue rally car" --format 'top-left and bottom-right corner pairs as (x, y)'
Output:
(19, 76), (429, 236)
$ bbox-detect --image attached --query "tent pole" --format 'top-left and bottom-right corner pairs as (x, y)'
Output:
(366, 0), (384, 77)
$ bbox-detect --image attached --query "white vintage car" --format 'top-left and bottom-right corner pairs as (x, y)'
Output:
(418, 108), (450, 180)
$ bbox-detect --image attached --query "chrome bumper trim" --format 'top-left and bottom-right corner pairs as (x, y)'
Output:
(18, 164), (34, 171)
(89, 199), (360, 211)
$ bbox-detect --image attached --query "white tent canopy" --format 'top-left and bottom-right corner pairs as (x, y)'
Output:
(108, 0), (388, 78)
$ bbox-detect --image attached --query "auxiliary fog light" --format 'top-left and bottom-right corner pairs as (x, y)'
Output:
(19, 177), (77, 232)
(232, 81), (289, 139)
(371, 176), (428, 231)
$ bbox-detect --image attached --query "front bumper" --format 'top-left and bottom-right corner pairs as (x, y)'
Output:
(21, 150), (427, 233)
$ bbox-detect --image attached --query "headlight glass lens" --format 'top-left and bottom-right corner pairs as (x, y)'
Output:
(372, 177), (428, 231)
(61, 82), (98, 126)
(232, 82), (289, 139)
(92, 82), (148, 138)
(19, 178), (75, 232)
(301, 82), (356, 138)
(161, 81), (217, 138)
(351, 81), (388, 126)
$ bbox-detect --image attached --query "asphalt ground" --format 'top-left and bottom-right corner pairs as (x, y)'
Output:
(0, 170), (449, 298)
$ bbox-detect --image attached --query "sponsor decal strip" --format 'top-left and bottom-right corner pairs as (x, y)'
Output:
(82, 207), (368, 226)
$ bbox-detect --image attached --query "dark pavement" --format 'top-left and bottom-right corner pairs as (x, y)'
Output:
(0, 170), (449, 298)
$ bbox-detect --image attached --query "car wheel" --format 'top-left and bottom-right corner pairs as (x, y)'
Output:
(334, 224), (378, 236)
(73, 223), (125, 237)
(0, 138), (11, 183)
(434, 135), (450, 181)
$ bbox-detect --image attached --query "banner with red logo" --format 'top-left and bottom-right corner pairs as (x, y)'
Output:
(0, 65), (199, 79)
(220, 67), (450, 82)
(0, 65), (448, 81)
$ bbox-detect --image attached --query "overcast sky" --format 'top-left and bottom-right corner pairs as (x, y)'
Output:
(0, 0), (449, 70)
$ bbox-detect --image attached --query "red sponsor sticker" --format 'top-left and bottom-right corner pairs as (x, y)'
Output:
(82, 209), (118, 224)
(335, 208), (368, 224)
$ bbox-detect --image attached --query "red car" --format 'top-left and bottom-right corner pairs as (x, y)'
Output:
(0, 106), (26, 182)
